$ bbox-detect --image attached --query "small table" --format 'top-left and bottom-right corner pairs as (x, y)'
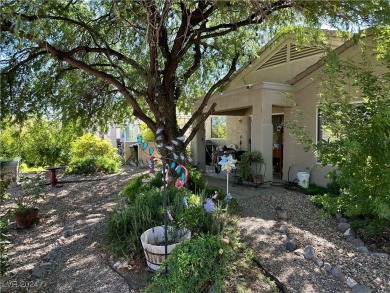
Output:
(45, 166), (63, 187)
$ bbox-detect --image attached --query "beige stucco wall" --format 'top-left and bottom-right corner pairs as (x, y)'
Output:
(193, 34), (380, 187)
(283, 78), (335, 186)
(283, 36), (379, 186)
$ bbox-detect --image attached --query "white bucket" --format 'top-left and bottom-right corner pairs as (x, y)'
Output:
(140, 226), (191, 271)
(297, 172), (310, 189)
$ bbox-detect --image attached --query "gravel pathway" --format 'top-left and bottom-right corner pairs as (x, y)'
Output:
(2, 166), (146, 293)
(205, 174), (390, 293)
(2, 169), (389, 293)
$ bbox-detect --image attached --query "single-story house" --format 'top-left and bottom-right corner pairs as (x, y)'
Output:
(191, 30), (381, 186)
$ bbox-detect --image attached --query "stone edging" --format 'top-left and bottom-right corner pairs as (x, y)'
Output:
(30, 224), (75, 282)
(275, 207), (389, 293)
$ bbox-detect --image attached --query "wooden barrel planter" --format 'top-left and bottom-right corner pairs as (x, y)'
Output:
(140, 226), (191, 271)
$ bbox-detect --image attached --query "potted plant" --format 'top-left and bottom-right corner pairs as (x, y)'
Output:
(13, 172), (46, 229)
(237, 151), (264, 182)
(140, 225), (191, 271)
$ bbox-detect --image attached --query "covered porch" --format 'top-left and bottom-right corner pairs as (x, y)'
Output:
(191, 82), (293, 183)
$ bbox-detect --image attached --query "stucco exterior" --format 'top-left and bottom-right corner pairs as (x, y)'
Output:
(191, 31), (380, 187)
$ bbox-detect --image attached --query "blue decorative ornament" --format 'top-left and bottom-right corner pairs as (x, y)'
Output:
(170, 162), (176, 169)
(149, 147), (154, 155)
(137, 135), (143, 144)
(142, 142), (148, 150)
(224, 193), (233, 203)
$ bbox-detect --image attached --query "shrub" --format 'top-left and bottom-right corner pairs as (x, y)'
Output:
(146, 235), (232, 293)
(68, 134), (120, 174)
(187, 166), (206, 192)
(1, 118), (83, 167)
(107, 187), (167, 257)
(288, 42), (390, 228)
(237, 151), (264, 181)
(108, 172), (228, 257)
(21, 119), (83, 167)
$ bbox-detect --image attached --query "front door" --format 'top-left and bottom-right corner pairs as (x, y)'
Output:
(272, 115), (284, 180)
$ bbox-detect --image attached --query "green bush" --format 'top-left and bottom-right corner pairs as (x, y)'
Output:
(237, 151), (264, 181)
(187, 166), (206, 192)
(1, 118), (83, 167)
(70, 133), (118, 159)
(288, 38), (390, 228)
(107, 187), (167, 257)
(121, 172), (163, 203)
(108, 172), (228, 257)
(68, 134), (120, 174)
(0, 123), (19, 159)
(146, 235), (232, 293)
(67, 156), (120, 174)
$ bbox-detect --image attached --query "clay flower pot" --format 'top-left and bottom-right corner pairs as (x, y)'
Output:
(14, 208), (39, 229)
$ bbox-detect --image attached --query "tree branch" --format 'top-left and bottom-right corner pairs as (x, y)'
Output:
(66, 46), (146, 75)
(182, 53), (239, 138)
(197, 1), (293, 39)
(1, 49), (48, 76)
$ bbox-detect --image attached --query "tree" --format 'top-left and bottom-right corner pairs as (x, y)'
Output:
(313, 28), (390, 221)
(287, 27), (390, 223)
(1, 0), (388, 159)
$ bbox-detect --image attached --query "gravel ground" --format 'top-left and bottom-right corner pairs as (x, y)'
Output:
(2, 169), (389, 293)
(1, 166), (146, 293)
(205, 173), (390, 293)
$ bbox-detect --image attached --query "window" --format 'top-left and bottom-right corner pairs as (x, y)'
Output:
(211, 116), (227, 139)
(317, 108), (332, 143)
(317, 102), (366, 143)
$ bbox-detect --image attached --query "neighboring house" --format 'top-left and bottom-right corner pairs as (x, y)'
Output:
(103, 122), (144, 162)
(104, 113), (192, 164)
(191, 30), (381, 186)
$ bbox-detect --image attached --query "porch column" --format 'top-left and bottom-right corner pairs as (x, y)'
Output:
(191, 120), (206, 171)
(251, 102), (273, 182)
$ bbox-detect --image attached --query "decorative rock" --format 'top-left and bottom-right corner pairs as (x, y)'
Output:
(312, 257), (324, 267)
(279, 224), (288, 233)
(346, 277), (358, 288)
(293, 248), (304, 256)
(345, 234), (356, 242)
(343, 228), (356, 238)
(351, 284), (372, 293)
(370, 252), (389, 259)
(45, 248), (59, 263)
(62, 229), (73, 238)
(339, 217), (348, 223)
(31, 262), (52, 279)
(351, 238), (365, 247)
(331, 266), (343, 278)
(338, 222), (351, 233)
(280, 234), (288, 242)
(303, 245), (316, 260)
(276, 209), (288, 220)
(323, 262), (332, 273)
(356, 246), (369, 253)
(285, 239), (296, 252)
